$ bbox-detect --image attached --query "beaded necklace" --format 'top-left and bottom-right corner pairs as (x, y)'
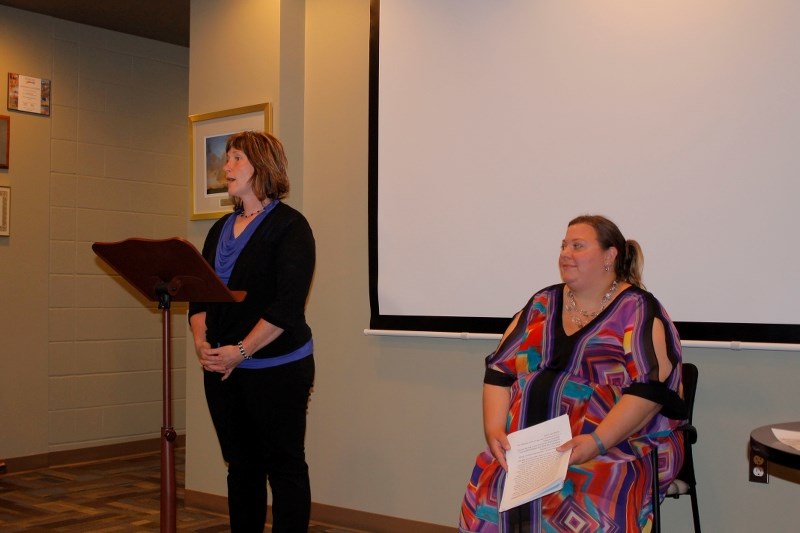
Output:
(565, 279), (618, 328)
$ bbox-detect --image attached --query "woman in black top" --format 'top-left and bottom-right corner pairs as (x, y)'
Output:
(189, 131), (315, 533)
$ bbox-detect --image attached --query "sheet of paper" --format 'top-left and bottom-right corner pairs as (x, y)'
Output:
(772, 428), (800, 452)
(499, 414), (572, 512)
(18, 75), (44, 114)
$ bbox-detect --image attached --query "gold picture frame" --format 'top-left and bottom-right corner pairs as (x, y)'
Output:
(0, 115), (9, 169)
(0, 186), (10, 237)
(188, 103), (272, 220)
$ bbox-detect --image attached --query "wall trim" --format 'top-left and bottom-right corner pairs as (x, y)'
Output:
(184, 490), (456, 533)
(1, 435), (186, 473)
(184, 488), (228, 515)
(311, 502), (457, 533)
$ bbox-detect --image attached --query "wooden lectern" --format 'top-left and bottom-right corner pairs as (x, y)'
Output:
(92, 237), (245, 533)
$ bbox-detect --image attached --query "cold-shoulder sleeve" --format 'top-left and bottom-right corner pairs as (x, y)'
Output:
(621, 291), (686, 420)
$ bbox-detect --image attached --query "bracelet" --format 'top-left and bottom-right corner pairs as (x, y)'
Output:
(237, 341), (251, 360)
(590, 432), (607, 455)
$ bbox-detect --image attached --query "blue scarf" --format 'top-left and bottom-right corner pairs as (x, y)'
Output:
(214, 200), (279, 284)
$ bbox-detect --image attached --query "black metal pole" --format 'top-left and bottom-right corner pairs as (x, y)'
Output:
(158, 289), (177, 533)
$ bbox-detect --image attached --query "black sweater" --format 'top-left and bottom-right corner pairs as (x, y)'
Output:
(188, 202), (315, 359)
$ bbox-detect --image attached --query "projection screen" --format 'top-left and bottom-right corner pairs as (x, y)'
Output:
(368, 0), (800, 344)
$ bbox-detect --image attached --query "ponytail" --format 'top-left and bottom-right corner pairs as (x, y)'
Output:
(622, 240), (645, 289)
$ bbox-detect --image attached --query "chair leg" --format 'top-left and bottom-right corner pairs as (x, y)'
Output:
(690, 490), (701, 533)
(651, 447), (660, 533)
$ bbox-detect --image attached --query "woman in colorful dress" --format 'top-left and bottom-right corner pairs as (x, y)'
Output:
(459, 215), (686, 532)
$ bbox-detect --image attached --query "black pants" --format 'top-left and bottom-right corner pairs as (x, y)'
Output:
(204, 355), (315, 533)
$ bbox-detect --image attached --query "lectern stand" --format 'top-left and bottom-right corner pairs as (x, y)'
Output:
(92, 237), (245, 533)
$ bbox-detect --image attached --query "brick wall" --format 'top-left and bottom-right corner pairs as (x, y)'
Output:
(44, 19), (189, 451)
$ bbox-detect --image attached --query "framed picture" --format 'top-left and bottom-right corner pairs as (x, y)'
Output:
(0, 115), (8, 169)
(188, 103), (272, 220)
(0, 186), (9, 237)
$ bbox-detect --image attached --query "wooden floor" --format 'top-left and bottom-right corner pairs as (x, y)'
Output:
(0, 449), (360, 532)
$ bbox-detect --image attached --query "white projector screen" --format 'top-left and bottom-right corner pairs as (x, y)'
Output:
(368, 0), (800, 343)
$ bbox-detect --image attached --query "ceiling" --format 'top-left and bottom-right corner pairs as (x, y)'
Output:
(0, 0), (190, 47)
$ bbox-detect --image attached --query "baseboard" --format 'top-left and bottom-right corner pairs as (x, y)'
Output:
(184, 489), (228, 515)
(2, 435), (187, 473)
(183, 490), (456, 533)
(311, 502), (457, 533)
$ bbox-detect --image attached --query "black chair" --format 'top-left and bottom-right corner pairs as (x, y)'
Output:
(651, 362), (700, 533)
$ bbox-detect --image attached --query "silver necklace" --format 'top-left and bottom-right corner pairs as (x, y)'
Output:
(566, 279), (618, 328)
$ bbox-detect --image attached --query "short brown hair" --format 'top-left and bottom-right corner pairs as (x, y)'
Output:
(226, 131), (290, 208)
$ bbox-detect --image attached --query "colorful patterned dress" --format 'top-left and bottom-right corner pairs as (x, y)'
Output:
(459, 284), (686, 533)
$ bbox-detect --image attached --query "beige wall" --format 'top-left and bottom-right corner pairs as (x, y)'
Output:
(0, 6), (51, 460)
(0, 5), (189, 458)
(302, 1), (490, 525)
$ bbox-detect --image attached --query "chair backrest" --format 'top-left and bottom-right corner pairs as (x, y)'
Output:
(676, 362), (699, 488)
(682, 363), (699, 423)
(651, 362), (702, 532)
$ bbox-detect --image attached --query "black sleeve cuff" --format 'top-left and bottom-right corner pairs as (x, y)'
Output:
(484, 368), (516, 387)
(623, 381), (687, 420)
(188, 302), (207, 320)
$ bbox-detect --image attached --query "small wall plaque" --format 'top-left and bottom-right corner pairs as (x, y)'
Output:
(8, 73), (51, 116)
